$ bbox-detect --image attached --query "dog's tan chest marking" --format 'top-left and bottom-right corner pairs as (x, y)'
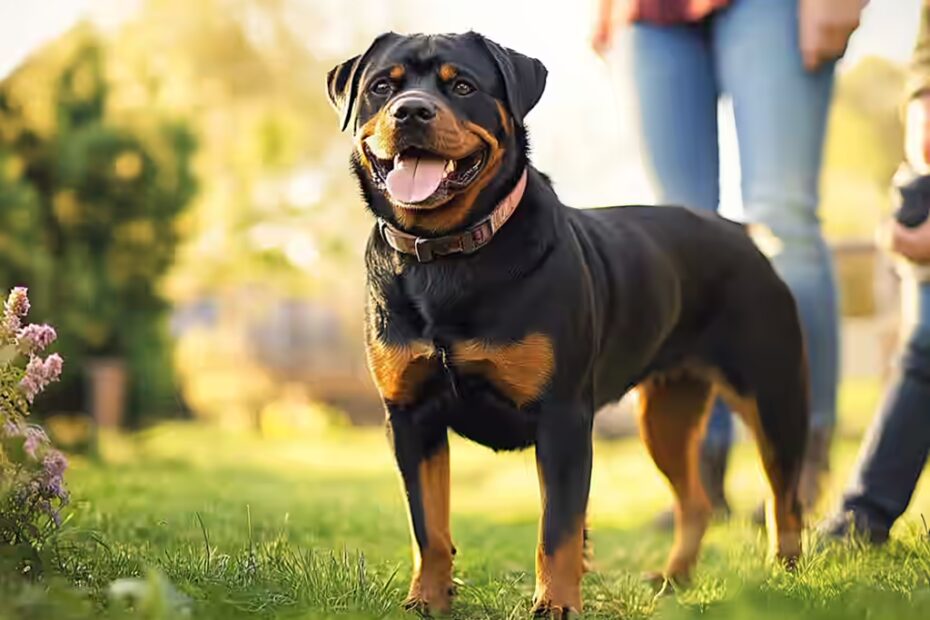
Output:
(367, 339), (437, 405)
(452, 333), (555, 407)
(367, 333), (555, 407)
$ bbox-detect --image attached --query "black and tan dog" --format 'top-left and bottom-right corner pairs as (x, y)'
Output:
(327, 32), (809, 617)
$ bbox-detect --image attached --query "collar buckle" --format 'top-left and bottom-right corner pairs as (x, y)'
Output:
(414, 237), (434, 262)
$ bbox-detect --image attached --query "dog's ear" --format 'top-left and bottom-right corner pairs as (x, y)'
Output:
(326, 32), (400, 132)
(476, 35), (547, 126)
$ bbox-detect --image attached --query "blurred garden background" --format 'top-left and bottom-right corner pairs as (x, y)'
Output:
(1, 0), (929, 618)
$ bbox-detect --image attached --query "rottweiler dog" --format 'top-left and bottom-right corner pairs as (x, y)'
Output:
(326, 32), (809, 617)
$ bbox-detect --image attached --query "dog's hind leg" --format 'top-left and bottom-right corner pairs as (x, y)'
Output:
(729, 371), (808, 567)
(636, 374), (714, 584)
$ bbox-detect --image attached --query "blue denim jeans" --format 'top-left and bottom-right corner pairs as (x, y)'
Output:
(627, 0), (839, 449)
(839, 280), (930, 534)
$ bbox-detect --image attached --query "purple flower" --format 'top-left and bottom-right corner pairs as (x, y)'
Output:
(19, 357), (45, 402)
(2, 418), (22, 438)
(2, 287), (31, 341)
(1, 314), (19, 341)
(24, 434), (41, 459)
(16, 324), (57, 355)
(5, 287), (30, 317)
(19, 354), (63, 403)
(22, 425), (49, 460)
(40, 450), (69, 503)
(43, 450), (67, 478)
(43, 353), (63, 382)
(1, 288), (69, 536)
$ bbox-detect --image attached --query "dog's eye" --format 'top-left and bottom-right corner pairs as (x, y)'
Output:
(452, 79), (476, 96)
(369, 78), (394, 97)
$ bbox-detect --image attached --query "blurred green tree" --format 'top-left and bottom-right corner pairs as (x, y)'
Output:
(0, 26), (197, 421)
(108, 0), (377, 304)
(3, 1), (414, 425)
(99, 0), (403, 423)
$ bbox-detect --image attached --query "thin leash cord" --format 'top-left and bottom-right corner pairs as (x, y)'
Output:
(435, 342), (460, 398)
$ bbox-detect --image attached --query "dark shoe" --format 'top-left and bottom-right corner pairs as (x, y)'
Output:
(817, 509), (890, 545)
(652, 444), (731, 531)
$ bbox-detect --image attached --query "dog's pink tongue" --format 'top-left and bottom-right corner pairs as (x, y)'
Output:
(386, 155), (446, 203)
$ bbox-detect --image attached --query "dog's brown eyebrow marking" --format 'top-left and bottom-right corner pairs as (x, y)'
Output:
(438, 63), (458, 82)
(389, 64), (406, 80)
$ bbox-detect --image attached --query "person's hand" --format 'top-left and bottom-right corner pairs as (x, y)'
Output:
(883, 96), (930, 264)
(799, 0), (865, 71)
(591, 0), (615, 57)
(890, 218), (930, 264)
(905, 94), (930, 174)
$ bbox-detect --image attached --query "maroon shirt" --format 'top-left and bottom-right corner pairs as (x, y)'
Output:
(626, 0), (732, 24)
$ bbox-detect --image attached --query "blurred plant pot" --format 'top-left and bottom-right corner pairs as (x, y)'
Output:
(86, 357), (128, 429)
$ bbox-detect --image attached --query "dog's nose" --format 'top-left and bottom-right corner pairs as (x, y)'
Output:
(390, 96), (437, 124)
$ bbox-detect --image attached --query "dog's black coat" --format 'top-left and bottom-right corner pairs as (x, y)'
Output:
(328, 31), (809, 613)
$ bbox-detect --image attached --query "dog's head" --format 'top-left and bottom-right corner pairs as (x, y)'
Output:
(326, 32), (547, 234)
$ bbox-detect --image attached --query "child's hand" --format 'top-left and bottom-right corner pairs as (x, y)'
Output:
(891, 218), (930, 264)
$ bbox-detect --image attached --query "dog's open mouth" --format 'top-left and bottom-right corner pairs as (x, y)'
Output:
(365, 144), (487, 208)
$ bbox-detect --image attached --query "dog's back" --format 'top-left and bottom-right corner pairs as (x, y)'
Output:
(566, 205), (803, 404)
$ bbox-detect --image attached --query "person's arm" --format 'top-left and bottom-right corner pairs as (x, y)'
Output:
(892, 2), (930, 263)
(799, 0), (867, 71)
(591, 0), (616, 57)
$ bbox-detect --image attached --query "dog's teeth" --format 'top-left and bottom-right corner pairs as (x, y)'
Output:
(445, 160), (455, 174)
(394, 154), (403, 167)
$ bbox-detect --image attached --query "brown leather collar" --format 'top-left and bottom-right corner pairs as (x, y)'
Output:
(378, 168), (528, 262)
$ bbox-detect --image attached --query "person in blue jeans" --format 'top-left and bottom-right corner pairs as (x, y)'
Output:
(820, 2), (930, 542)
(593, 0), (864, 519)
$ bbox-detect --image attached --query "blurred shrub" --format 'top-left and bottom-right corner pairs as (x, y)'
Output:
(0, 28), (197, 421)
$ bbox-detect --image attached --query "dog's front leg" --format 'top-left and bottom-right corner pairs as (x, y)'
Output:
(388, 413), (454, 614)
(532, 406), (593, 617)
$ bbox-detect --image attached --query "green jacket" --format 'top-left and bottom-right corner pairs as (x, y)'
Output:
(909, 2), (930, 101)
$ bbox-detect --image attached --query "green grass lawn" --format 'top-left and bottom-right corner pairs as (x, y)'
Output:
(3, 386), (930, 619)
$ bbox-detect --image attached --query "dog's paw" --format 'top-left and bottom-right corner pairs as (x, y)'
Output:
(403, 596), (440, 617)
(403, 580), (454, 616)
(531, 600), (577, 619)
(780, 554), (800, 572)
